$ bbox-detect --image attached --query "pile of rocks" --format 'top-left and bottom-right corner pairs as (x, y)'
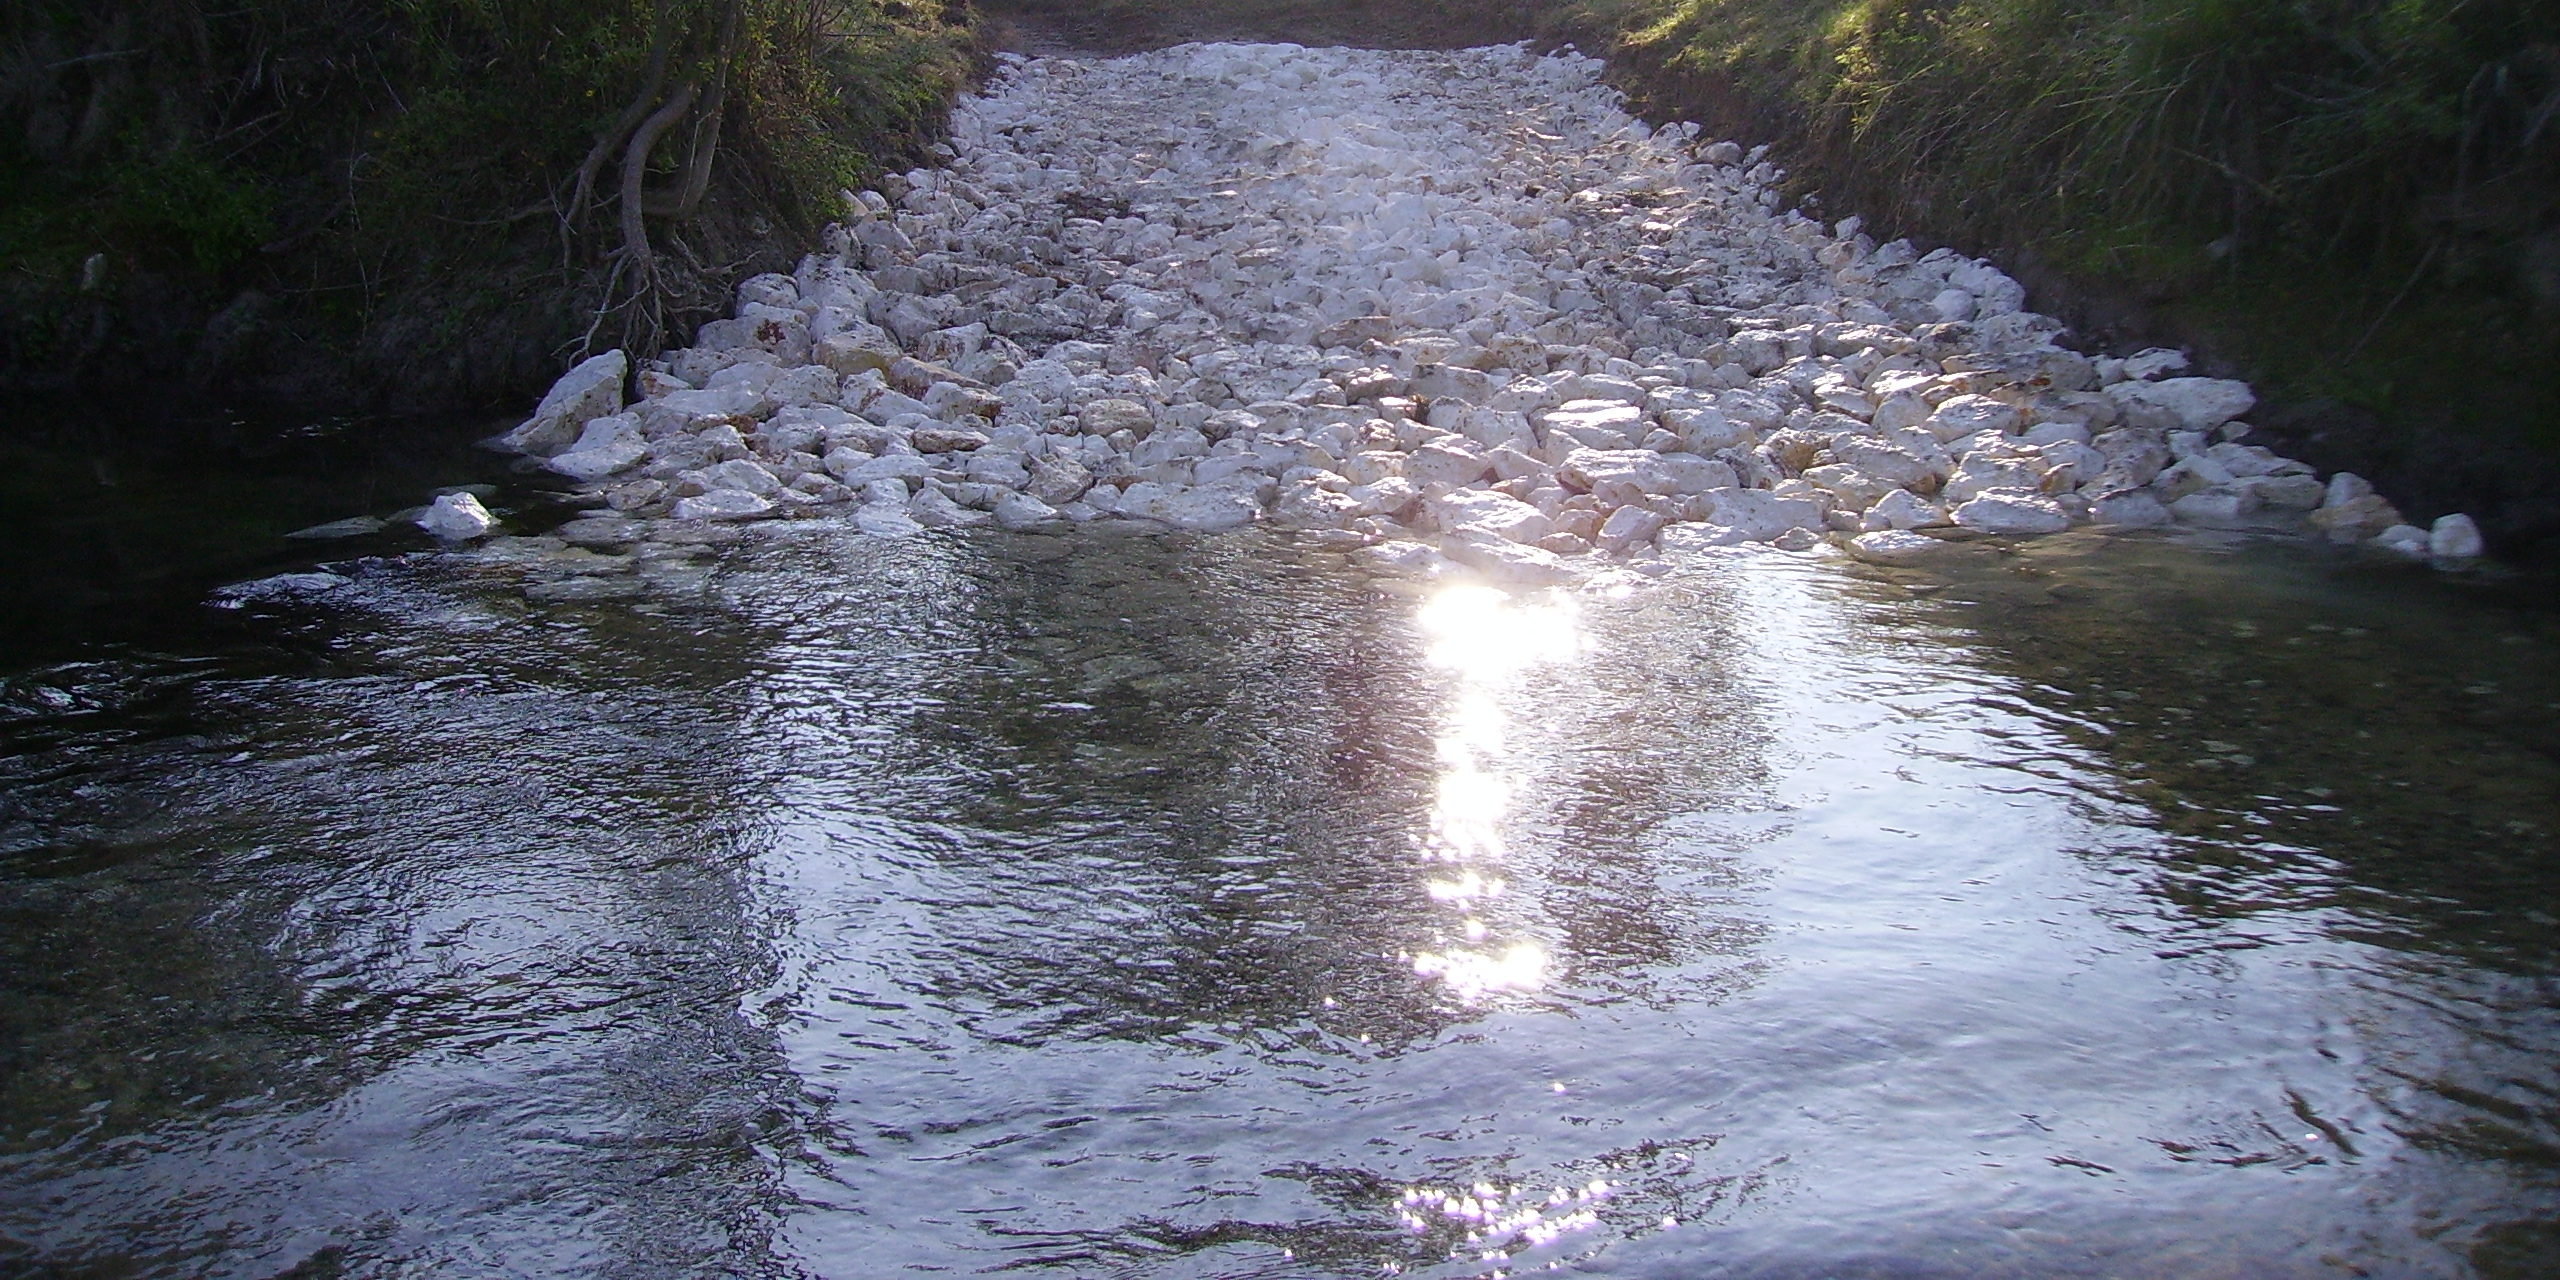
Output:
(488, 40), (2486, 575)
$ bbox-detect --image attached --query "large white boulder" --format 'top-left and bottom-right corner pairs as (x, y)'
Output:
(545, 414), (648, 482)
(1080, 399), (1155, 437)
(2429, 514), (2485, 559)
(2087, 490), (2171, 528)
(1118, 482), (1260, 530)
(1832, 435), (1948, 490)
(1924, 394), (2022, 442)
(2106, 377), (2255, 433)
(1849, 530), (1946, 564)
(1437, 532), (1580, 584)
(1682, 488), (1826, 543)
(1863, 488), (1950, 530)
(1405, 440), (1494, 487)
(417, 492), (496, 540)
(2307, 493), (2403, 543)
(1538, 400), (1644, 450)
(1950, 488), (2071, 534)
(1426, 488), (1552, 544)
(671, 489), (775, 522)
(547, 436), (648, 483)
(993, 491), (1060, 529)
(1594, 503), (1664, 552)
(1559, 448), (1735, 504)
(1027, 454), (1096, 506)
(498, 350), (627, 456)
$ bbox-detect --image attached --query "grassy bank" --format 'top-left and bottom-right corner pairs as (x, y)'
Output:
(1560, 0), (2560, 541)
(0, 0), (980, 415)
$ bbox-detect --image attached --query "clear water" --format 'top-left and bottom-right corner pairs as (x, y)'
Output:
(2, 518), (2556, 1278)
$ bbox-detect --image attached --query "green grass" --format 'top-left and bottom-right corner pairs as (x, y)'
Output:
(1566, 0), (2560, 445)
(0, 0), (982, 407)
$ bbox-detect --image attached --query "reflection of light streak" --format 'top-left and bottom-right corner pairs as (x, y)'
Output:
(1409, 585), (1584, 1006)
(1424, 870), (1503, 902)
(1410, 941), (1546, 998)
(1421, 585), (1584, 677)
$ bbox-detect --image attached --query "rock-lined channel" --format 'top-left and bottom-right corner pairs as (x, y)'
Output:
(489, 41), (2483, 580)
(8, 38), (2558, 1280)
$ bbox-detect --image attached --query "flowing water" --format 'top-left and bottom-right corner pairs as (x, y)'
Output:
(3, 513), (2555, 1278)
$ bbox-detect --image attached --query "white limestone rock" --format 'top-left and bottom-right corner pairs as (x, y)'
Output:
(1118, 482), (1260, 531)
(671, 489), (776, 522)
(1924, 395), (2023, 442)
(2324, 472), (2376, 508)
(417, 492), (496, 540)
(2088, 490), (2171, 528)
(1426, 488), (1553, 544)
(1594, 503), (1664, 552)
(1027, 454), (1096, 506)
(1862, 488), (1951, 531)
(499, 350), (627, 456)
(1356, 539), (1463, 578)
(993, 491), (1060, 529)
(1849, 530), (1946, 564)
(2373, 524), (2432, 557)
(910, 488), (989, 528)
(2308, 493), (2404, 543)
(1539, 400), (1645, 451)
(1832, 435), (1949, 490)
(1438, 533), (1580, 584)
(2107, 377), (2255, 434)
(1406, 440), (1494, 487)
(2429, 514), (2485, 559)
(2169, 488), (2256, 525)
(1951, 488), (2071, 534)
(1080, 399), (1155, 437)
(1682, 488), (1827, 543)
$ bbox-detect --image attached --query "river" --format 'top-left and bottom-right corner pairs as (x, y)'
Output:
(3, 499), (2556, 1277)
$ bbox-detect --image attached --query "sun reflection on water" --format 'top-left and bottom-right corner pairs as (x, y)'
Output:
(1391, 1176), (1619, 1268)
(1402, 585), (1585, 1003)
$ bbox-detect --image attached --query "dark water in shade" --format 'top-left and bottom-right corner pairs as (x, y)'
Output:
(2, 516), (2556, 1279)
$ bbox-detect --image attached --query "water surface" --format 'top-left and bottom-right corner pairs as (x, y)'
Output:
(2, 521), (2555, 1278)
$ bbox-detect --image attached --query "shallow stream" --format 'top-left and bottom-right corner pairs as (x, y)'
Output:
(4, 514), (2555, 1278)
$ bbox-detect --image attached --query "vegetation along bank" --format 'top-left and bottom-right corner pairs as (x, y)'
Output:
(0, 0), (983, 414)
(6, 0), (2555, 553)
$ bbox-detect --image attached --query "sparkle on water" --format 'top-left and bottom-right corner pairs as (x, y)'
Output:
(1, 521), (2556, 1279)
(1407, 585), (1585, 1004)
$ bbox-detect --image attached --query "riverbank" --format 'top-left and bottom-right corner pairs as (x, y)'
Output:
(1558, 0), (2560, 559)
(986, 0), (2560, 558)
(454, 38), (2494, 612)
(0, 0), (985, 420)
(10, 0), (2551, 558)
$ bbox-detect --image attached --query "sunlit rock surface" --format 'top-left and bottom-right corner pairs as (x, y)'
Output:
(493, 40), (2480, 572)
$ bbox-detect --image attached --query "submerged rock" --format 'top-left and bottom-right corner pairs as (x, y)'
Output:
(283, 516), (386, 541)
(211, 571), (354, 606)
